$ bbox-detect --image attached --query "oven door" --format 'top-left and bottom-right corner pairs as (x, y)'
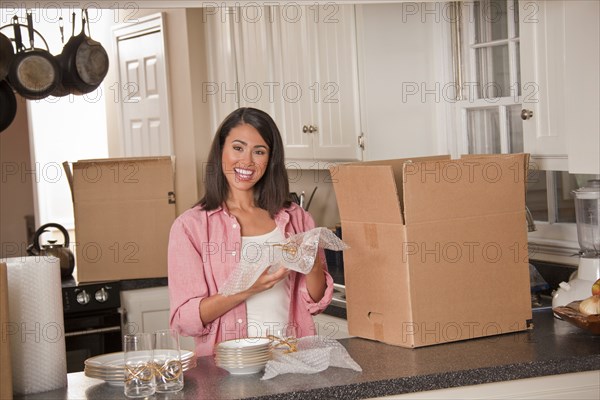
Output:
(64, 310), (123, 373)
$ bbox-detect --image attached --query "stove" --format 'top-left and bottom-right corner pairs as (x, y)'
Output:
(61, 279), (123, 373)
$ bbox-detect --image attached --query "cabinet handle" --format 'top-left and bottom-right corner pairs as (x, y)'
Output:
(302, 125), (318, 133)
(521, 109), (533, 120)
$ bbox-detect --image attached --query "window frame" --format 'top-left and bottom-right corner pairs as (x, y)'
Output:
(455, 0), (522, 156)
(449, 0), (581, 266)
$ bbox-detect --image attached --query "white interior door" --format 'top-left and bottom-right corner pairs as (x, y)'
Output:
(114, 14), (172, 157)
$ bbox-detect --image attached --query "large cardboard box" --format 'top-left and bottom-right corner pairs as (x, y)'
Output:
(332, 154), (533, 348)
(69, 157), (176, 283)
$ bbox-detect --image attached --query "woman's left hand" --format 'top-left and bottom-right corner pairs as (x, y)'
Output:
(244, 266), (290, 296)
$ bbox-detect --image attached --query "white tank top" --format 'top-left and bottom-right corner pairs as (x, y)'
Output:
(241, 227), (290, 338)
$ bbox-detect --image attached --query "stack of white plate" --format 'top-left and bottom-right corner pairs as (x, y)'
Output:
(215, 337), (272, 375)
(84, 350), (196, 386)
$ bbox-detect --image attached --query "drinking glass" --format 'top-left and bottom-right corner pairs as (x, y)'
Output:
(153, 329), (184, 393)
(124, 333), (155, 398)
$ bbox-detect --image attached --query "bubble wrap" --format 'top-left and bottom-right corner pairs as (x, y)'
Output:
(261, 336), (362, 380)
(3, 257), (68, 394)
(219, 227), (348, 296)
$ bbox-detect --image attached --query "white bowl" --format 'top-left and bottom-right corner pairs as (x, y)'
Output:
(216, 337), (271, 351)
(216, 363), (266, 375)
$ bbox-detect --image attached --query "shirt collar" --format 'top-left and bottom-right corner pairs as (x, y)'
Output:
(205, 202), (295, 221)
(205, 204), (226, 217)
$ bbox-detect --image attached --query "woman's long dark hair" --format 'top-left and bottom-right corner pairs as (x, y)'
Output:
(198, 107), (290, 217)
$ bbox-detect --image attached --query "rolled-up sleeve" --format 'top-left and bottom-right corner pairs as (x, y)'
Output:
(168, 216), (213, 337)
(294, 209), (334, 314)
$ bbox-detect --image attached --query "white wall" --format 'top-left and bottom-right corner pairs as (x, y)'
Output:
(0, 96), (34, 258)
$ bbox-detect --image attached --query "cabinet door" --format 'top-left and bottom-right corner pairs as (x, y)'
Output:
(121, 287), (195, 351)
(272, 5), (362, 162)
(204, 7), (239, 134)
(313, 313), (351, 340)
(271, 6), (315, 160)
(520, 0), (599, 174)
(563, 1), (600, 175)
(519, 0), (567, 169)
(204, 5), (362, 163)
(232, 7), (280, 119)
(309, 5), (362, 161)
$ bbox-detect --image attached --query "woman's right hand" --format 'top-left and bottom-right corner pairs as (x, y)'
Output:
(245, 266), (290, 296)
(199, 265), (290, 325)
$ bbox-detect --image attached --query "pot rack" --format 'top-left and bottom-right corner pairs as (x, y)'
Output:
(0, 19), (50, 52)
(0, 9), (94, 52)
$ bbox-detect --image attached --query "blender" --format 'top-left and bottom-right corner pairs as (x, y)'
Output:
(552, 180), (600, 308)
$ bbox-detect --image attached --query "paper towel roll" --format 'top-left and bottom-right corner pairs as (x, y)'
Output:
(3, 256), (67, 395)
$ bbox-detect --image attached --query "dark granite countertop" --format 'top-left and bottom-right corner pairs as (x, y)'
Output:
(15, 308), (600, 400)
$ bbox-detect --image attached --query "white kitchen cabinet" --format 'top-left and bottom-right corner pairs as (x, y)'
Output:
(269, 5), (362, 163)
(562, 1), (600, 175)
(121, 287), (348, 349)
(205, 5), (362, 164)
(520, 0), (600, 174)
(121, 287), (195, 352)
(354, 3), (444, 161)
(313, 313), (351, 340)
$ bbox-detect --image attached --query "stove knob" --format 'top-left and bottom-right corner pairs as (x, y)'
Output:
(95, 287), (109, 303)
(76, 290), (90, 305)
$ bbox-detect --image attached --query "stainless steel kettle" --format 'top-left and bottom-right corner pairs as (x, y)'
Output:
(27, 223), (75, 279)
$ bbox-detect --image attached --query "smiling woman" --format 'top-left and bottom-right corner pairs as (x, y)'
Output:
(200, 107), (290, 219)
(221, 125), (270, 195)
(167, 107), (334, 358)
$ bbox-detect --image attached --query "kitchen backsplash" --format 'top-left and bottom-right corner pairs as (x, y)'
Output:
(287, 168), (340, 229)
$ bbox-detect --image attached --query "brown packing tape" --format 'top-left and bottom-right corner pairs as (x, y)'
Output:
(363, 224), (379, 249)
(374, 323), (384, 342)
(368, 311), (385, 342)
(0, 262), (13, 400)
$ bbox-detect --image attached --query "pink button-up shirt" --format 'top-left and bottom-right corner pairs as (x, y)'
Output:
(167, 202), (334, 357)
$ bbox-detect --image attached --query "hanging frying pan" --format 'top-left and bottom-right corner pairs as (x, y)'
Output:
(0, 32), (14, 80)
(52, 13), (75, 97)
(0, 80), (17, 133)
(54, 10), (109, 96)
(7, 13), (61, 100)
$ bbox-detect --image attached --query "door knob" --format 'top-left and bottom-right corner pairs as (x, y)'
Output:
(302, 125), (309, 133)
(521, 109), (533, 120)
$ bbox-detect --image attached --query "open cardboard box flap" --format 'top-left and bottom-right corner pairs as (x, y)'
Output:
(70, 156), (175, 202)
(63, 156), (176, 283)
(403, 153), (528, 223)
(334, 155), (450, 224)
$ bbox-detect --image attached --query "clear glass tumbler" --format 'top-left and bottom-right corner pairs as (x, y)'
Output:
(124, 333), (155, 398)
(153, 329), (184, 393)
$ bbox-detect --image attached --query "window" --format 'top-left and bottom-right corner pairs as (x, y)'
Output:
(454, 0), (522, 154)
(451, 0), (598, 261)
